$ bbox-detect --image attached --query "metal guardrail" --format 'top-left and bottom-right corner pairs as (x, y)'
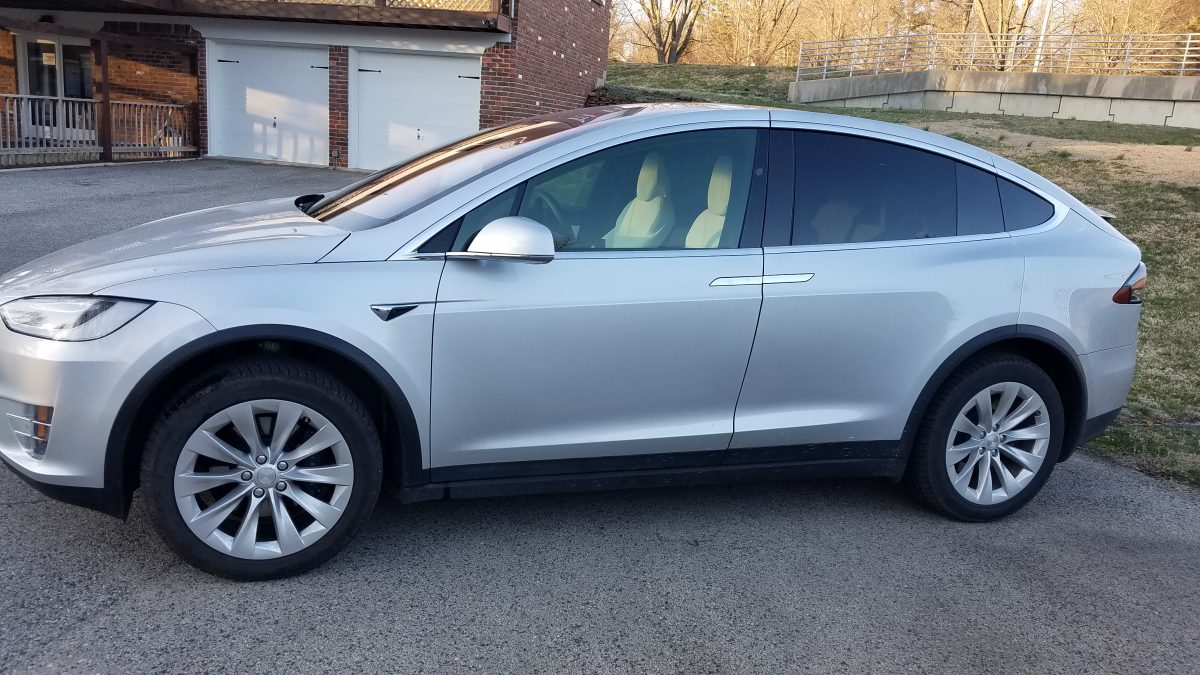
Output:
(1, 94), (197, 167)
(797, 32), (1200, 80)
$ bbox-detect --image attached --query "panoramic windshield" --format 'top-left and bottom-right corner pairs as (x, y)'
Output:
(307, 107), (646, 230)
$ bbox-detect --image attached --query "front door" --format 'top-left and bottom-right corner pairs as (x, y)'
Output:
(428, 128), (767, 479)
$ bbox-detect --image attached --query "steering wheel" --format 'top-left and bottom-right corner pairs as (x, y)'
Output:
(528, 190), (565, 228)
(526, 190), (575, 248)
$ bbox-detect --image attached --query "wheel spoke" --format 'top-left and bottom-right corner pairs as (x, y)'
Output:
(974, 457), (994, 505)
(280, 423), (343, 464)
(283, 487), (343, 528)
(953, 452), (983, 487)
(175, 468), (245, 497)
(189, 483), (253, 538)
(994, 454), (1021, 496)
(227, 402), (265, 457)
(952, 413), (983, 438)
(268, 490), (304, 555)
(1005, 422), (1050, 442)
(287, 463), (354, 486)
(974, 390), (995, 430)
(948, 439), (984, 463)
(231, 494), (264, 558)
(993, 383), (1020, 423)
(186, 430), (251, 468)
(1000, 443), (1044, 474)
(999, 397), (1040, 432)
(270, 401), (305, 460)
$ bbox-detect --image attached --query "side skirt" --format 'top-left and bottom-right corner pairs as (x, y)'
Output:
(397, 457), (906, 503)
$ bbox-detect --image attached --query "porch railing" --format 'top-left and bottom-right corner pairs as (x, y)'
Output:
(1, 94), (197, 167)
(797, 32), (1200, 80)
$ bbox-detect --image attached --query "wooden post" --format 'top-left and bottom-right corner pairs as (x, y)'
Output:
(190, 48), (201, 155)
(93, 38), (112, 162)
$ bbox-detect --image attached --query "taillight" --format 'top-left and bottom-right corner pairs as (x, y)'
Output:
(1113, 262), (1147, 305)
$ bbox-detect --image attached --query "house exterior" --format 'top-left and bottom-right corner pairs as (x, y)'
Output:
(0, 0), (609, 169)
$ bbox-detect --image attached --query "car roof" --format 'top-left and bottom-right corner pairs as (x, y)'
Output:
(563, 104), (1095, 223)
(542, 103), (993, 165)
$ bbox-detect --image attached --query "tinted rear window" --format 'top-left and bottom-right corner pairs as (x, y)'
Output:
(999, 178), (1055, 231)
(956, 163), (1005, 236)
(792, 132), (956, 245)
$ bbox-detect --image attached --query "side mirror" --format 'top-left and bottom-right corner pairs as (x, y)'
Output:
(449, 216), (555, 264)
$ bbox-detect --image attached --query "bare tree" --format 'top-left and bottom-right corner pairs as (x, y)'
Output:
(634, 0), (708, 63)
(700, 0), (804, 65)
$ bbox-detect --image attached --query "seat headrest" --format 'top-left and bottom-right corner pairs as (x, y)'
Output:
(636, 152), (668, 201)
(707, 156), (733, 217)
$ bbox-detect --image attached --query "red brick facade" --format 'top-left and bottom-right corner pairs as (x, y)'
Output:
(99, 22), (203, 153)
(0, 31), (16, 95)
(1, 2), (608, 164)
(480, 0), (610, 128)
(328, 45), (349, 168)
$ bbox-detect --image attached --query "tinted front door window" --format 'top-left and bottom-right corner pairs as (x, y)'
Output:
(450, 129), (758, 252)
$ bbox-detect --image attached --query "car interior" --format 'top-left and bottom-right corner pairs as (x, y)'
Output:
(514, 129), (755, 251)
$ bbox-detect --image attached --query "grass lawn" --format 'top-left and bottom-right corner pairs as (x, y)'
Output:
(600, 63), (1200, 486)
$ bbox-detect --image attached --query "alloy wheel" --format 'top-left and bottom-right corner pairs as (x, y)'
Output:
(173, 399), (354, 560)
(945, 382), (1051, 506)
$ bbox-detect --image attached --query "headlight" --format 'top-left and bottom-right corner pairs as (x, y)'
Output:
(0, 296), (152, 341)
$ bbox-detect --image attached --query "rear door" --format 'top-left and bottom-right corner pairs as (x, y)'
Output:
(428, 128), (768, 479)
(729, 128), (1022, 462)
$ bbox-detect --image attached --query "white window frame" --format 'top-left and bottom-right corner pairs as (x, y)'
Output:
(13, 33), (97, 141)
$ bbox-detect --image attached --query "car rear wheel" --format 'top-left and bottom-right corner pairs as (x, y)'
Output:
(908, 353), (1065, 521)
(142, 359), (382, 580)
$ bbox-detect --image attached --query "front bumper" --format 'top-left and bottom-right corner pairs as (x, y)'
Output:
(0, 302), (213, 506)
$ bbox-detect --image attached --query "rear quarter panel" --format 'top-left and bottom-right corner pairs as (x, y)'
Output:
(1012, 210), (1142, 354)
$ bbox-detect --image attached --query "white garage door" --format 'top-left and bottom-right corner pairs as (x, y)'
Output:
(208, 42), (330, 165)
(352, 51), (481, 170)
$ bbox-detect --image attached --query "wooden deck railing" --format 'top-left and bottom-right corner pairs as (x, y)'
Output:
(0, 94), (198, 167)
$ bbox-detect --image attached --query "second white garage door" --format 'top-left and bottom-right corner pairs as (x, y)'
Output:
(351, 51), (482, 170)
(208, 42), (330, 165)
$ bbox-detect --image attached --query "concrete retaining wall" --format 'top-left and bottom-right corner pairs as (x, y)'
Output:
(788, 71), (1200, 128)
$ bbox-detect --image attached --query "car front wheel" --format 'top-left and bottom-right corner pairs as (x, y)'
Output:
(908, 353), (1065, 521)
(142, 359), (383, 580)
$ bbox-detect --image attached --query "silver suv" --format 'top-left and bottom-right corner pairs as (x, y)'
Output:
(0, 105), (1144, 579)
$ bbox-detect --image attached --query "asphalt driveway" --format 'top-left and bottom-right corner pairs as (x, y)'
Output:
(1, 159), (1198, 674)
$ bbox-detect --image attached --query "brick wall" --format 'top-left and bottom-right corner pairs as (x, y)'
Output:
(329, 45), (349, 168)
(0, 30), (16, 95)
(480, 0), (609, 128)
(99, 22), (204, 152)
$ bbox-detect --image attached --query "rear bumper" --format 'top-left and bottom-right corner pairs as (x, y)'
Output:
(1059, 343), (1135, 462)
(1059, 407), (1121, 462)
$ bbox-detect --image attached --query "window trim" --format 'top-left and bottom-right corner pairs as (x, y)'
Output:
(394, 122), (772, 258)
(762, 125), (1067, 252)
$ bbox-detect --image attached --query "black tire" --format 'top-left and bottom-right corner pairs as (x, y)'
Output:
(907, 352), (1065, 521)
(141, 358), (383, 580)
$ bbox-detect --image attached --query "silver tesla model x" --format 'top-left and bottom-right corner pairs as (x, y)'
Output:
(0, 104), (1145, 579)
